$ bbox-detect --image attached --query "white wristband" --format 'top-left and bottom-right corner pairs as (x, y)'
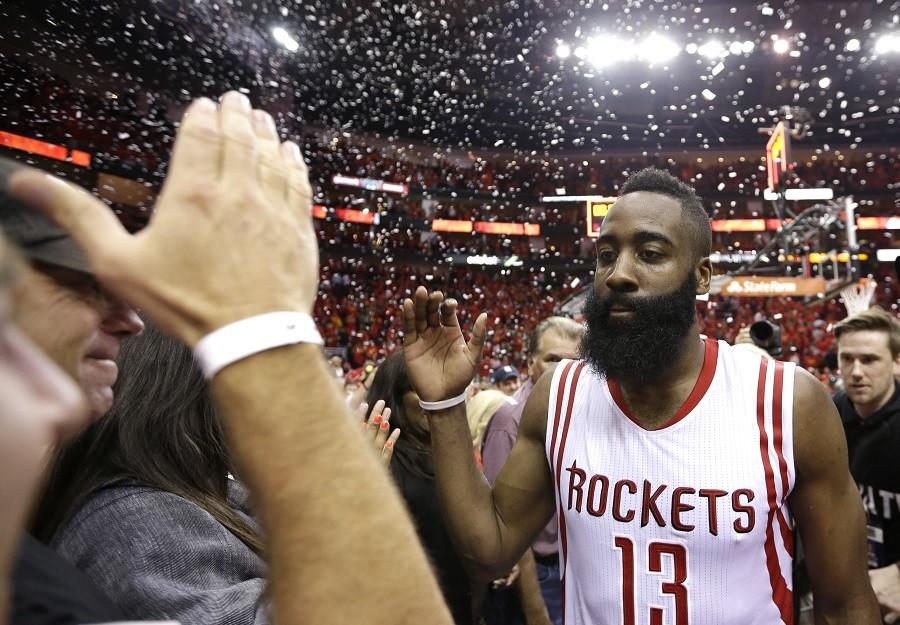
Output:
(418, 390), (468, 411)
(194, 311), (322, 379)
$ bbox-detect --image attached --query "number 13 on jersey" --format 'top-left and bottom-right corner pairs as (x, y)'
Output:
(614, 536), (689, 625)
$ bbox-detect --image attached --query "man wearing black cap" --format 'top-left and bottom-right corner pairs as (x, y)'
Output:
(0, 162), (144, 624)
(0, 161), (145, 418)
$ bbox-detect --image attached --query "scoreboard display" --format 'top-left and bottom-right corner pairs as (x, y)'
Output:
(585, 197), (617, 238)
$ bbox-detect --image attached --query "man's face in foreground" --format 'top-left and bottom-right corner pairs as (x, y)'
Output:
(12, 262), (144, 416)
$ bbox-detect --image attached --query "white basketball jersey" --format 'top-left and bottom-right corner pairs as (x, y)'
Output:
(546, 339), (796, 625)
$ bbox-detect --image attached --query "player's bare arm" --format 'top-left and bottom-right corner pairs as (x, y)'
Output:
(403, 286), (557, 580)
(790, 367), (881, 624)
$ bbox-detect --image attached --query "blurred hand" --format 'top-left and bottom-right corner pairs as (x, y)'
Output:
(871, 565), (900, 619)
(8, 92), (318, 346)
(401, 286), (487, 403)
(491, 565), (519, 589)
(358, 400), (401, 467)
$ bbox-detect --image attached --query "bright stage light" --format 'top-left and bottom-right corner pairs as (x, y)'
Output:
(698, 40), (726, 59)
(773, 38), (790, 54)
(818, 76), (832, 88)
(685, 42), (698, 54)
(728, 41), (743, 55)
(639, 34), (680, 64)
(701, 89), (716, 101)
(574, 46), (587, 59)
(588, 36), (635, 67)
(742, 40), (755, 54)
(875, 34), (900, 55)
(845, 38), (861, 52)
(556, 43), (571, 59)
(272, 26), (299, 52)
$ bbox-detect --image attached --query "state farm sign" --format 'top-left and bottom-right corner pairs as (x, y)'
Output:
(721, 276), (827, 297)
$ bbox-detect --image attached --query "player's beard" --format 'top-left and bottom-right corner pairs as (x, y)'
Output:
(579, 272), (699, 383)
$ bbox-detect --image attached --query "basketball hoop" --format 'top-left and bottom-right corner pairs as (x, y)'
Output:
(839, 278), (877, 317)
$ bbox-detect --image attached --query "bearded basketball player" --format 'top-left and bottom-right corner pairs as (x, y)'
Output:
(401, 168), (880, 624)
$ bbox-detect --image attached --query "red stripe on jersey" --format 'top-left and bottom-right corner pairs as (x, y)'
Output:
(755, 358), (794, 625)
(771, 362), (795, 558)
(555, 362), (585, 570)
(549, 361), (575, 477)
(608, 338), (719, 430)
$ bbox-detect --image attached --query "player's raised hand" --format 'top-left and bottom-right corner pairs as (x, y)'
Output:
(401, 286), (487, 404)
(6, 91), (318, 346)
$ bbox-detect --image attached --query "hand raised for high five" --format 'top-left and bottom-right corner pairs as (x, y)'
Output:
(8, 91), (318, 346)
(401, 286), (487, 404)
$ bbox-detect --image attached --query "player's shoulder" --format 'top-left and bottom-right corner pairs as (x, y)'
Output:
(792, 364), (830, 408)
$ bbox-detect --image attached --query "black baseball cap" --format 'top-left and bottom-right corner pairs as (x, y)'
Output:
(0, 157), (91, 273)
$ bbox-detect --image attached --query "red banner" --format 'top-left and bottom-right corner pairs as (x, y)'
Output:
(474, 222), (541, 236)
(432, 219), (473, 233)
(0, 130), (91, 167)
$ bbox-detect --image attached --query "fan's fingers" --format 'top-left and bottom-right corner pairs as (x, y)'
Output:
(382, 407), (392, 423)
(219, 91), (256, 187)
(283, 141), (312, 218)
(367, 399), (386, 432)
(427, 290), (443, 328)
(251, 109), (285, 203)
(374, 420), (390, 449)
(381, 428), (401, 465)
(356, 401), (369, 423)
(163, 97), (223, 193)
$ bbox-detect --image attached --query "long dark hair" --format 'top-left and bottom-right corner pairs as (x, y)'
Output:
(365, 350), (434, 480)
(33, 322), (263, 555)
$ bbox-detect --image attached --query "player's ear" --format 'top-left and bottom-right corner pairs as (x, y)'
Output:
(694, 256), (712, 294)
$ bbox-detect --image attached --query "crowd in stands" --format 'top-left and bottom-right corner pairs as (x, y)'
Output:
(318, 259), (900, 388)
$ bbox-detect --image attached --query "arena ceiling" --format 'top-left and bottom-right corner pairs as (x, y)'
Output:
(2, 0), (899, 155)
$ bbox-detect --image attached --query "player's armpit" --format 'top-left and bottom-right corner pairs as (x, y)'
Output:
(489, 365), (559, 575)
(790, 368), (881, 624)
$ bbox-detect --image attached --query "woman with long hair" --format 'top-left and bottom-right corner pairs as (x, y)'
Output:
(33, 322), (268, 624)
(366, 350), (484, 625)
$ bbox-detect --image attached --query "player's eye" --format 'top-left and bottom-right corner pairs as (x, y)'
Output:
(597, 250), (616, 264)
(638, 249), (664, 261)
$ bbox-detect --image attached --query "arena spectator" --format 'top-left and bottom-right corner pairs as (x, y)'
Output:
(366, 351), (484, 625)
(466, 389), (515, 465)
(491, 365), (520, 396)
(481, 316), (583, 625)
(0, 230), (100, 625)
(1, 159), (140, 625)
(36, 322), (269, 625)
(833, 307), (900, 618)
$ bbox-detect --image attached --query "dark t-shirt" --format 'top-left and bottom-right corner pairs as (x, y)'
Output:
(391, 460), (476, 625)
(11, 533), (124, 625)
(836, 381), (900, 568)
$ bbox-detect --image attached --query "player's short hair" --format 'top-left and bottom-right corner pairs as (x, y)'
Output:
(619, 167), (712, 260)
(834, 306), (900, 358)
(528, 316), (584, 356)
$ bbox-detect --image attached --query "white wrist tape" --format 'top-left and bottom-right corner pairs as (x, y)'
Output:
(194, 311), (322, 379)
(418, 390), (468, 411)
